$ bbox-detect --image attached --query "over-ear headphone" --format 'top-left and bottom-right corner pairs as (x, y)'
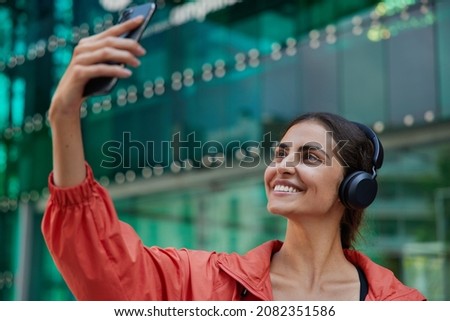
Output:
(338, 122), (384, 209)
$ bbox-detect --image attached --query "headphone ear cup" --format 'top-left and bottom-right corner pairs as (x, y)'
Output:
(339, 171), (378, 209)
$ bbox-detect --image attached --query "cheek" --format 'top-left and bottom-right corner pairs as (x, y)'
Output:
(264, 165), (275, 187)
(305, 166), (342, 194)
(320, 169), (344, 197)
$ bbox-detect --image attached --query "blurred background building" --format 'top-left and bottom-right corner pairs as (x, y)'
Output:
(1, 0), (449, 300)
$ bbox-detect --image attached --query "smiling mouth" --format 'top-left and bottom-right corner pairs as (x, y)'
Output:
(273, 184), (301, 193)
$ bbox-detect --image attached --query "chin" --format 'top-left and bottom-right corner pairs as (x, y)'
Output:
(267, 204), (296, 218)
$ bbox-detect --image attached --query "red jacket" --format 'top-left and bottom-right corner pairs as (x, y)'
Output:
(41, 164), (426, 301)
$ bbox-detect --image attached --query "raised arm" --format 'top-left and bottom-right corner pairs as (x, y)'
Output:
(43, 15), (233, 301)
(48, 16), (146, 187)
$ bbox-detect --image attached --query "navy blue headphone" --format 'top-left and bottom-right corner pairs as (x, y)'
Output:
(338, 122), (384, 209)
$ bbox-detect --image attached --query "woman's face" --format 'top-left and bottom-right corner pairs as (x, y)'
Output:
(264, 120), (346, 219)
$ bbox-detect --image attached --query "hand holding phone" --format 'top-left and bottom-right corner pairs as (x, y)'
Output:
(83, 1), (157, 97)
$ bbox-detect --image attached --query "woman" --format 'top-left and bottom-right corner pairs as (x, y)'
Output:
(42, 16), (426, 301)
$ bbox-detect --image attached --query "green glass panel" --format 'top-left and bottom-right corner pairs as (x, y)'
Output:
(0, 74), (10, 128)
(11, 78), (25, 127)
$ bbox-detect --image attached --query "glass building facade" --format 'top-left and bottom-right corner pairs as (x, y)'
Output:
(1, 0), (450, 300)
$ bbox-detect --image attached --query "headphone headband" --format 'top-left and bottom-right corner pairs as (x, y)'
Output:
(352, 122), (384, 170)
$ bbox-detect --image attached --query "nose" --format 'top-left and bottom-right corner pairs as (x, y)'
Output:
(276, 153), (297, 175)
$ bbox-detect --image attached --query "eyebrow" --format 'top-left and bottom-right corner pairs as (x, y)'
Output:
(277, 142), (331, 160)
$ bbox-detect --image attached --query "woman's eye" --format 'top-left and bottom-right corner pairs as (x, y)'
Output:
(303, 153), (322, 164)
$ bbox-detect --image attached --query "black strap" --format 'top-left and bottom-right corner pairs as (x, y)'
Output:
(356, 266), (368, 301)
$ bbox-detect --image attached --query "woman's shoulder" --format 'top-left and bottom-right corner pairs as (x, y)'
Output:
(344, 249), (426, 301)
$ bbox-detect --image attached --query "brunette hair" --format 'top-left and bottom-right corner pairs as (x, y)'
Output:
(281, 112), (375, 249)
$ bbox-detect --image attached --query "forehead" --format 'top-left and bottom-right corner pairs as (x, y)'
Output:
(280, 120), (333, 147)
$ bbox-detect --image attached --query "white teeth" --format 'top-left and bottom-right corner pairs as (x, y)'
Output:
(274, 185), (299, 193)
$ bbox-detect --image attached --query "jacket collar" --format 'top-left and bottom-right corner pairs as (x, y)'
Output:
(217, 240), (426, 301)
(217, 240), (282, 300)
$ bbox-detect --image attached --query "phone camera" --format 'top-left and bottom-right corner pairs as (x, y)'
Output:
(121, 8), (133, 20)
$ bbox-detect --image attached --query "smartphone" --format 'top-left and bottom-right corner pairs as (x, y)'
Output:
(83, 1), (157, 97)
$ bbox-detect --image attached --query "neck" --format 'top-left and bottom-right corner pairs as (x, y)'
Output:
(279, 219), (345, 279)
(270, 208), (359, 300)
(269, 217), (359, 300)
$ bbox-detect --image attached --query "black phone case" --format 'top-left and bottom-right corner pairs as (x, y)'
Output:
(83, 2), (156, 97)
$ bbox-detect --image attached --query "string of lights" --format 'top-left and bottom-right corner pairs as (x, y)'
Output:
(1, 1), (436, 135)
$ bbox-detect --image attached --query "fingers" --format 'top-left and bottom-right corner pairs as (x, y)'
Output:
(69, 36), (145, 88)
(73, 45), (142, 68)
(73, 16), (147, 67)
(72, 63), (133, 82)
(51, 16), (147, 106)
(87, 16), (145, 42)
(75, 36), (146, 61)
(68, 16), (147, 81)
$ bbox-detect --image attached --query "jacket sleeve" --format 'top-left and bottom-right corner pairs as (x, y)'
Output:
(41, 163), (206, 300)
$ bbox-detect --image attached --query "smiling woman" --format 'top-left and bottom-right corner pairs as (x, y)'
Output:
(265, 113), (379, 300)
(267, 113), (381, 249)
(40, 14), (426, 301)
